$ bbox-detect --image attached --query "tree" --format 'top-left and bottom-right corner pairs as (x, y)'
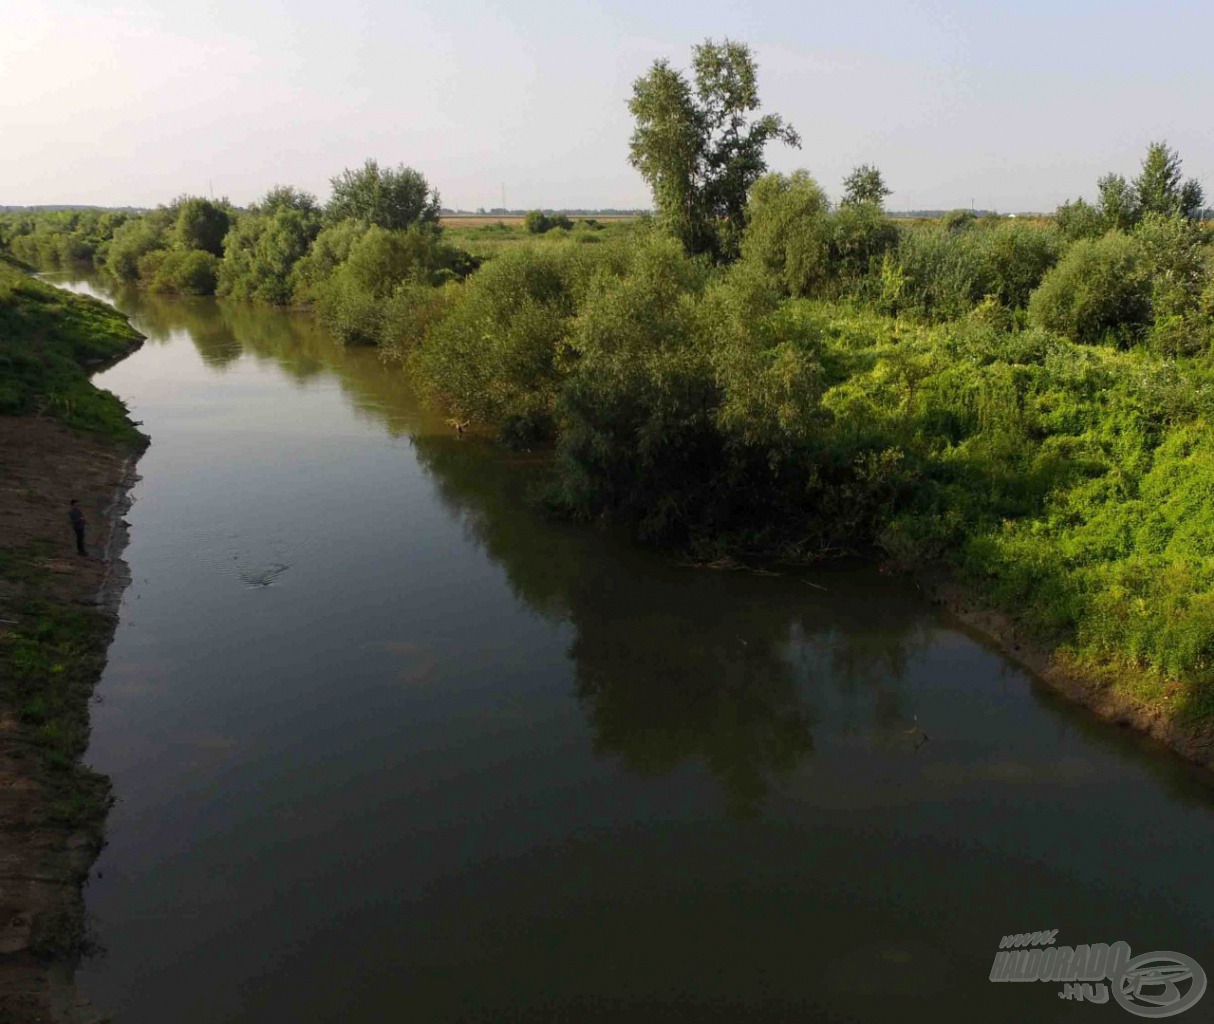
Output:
(524, 210), (552, 234)
(256, 185), (320, 215)
(1054, 197), (1105, 241)
(326, 160), (441, 231)
(1096, 174), (1137, 231)
(173, 197), (231, 256)
(740, 171), (831, 296)
(1134, 141), (1205, 220)
(628, 39), (800, 260)
(841, 164), (892, 208)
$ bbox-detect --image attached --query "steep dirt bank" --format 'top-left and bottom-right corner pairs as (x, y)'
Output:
(0, 415), (146, 1023)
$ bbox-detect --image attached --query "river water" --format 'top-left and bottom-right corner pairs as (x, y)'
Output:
(53, 275), (1214, 1022)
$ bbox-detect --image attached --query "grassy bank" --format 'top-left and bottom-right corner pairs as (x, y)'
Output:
(0, 252), (144, 442)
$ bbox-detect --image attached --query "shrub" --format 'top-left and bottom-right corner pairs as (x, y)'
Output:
(1054, 198), (1105, 242)
(217, 206), (322, 304)
(827, 203), (900, 291)
(147, 250), (220, 295)
(413, 243), (615, 442)
(173, 198), (231, 256)
(312, 226), (474, 343)
(887, 220), (1061, 320)
(740, 171), (831, 297)
(1028, 232), (1150, 344)
(105, 216), (169, 282)
(288, 220), (370, 302)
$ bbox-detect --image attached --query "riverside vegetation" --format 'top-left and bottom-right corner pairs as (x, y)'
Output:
(4, 39), (1214, 734)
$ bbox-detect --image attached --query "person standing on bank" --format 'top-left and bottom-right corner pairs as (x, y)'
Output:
(69, 499), (87, 556)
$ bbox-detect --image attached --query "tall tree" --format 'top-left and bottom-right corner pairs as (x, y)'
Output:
(1133, 141), (1205, 220)
(326, 160), (441, 231)
(841, 164), (892, 208)
(628, 40), (799, 260)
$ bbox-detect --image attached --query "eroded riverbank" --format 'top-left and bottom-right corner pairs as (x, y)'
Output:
(0, 413), (145, 1023)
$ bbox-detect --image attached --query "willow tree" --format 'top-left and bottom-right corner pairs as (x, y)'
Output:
(326, 160), (441, 231)
(628, 39), (799, 260)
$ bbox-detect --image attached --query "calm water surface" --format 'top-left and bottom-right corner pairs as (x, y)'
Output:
(53, 275), (1214, 1023)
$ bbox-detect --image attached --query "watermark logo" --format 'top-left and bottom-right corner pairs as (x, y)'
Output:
(989, 931), (1206, 1018)
(1115, 952), (1207, 1018)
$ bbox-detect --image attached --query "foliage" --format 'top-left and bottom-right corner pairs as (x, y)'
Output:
(217, 203), (322, 304)
(1027, 232), (1151, 344)
(1054, 198), (1105, 242)
(0, 209), (129, 268)
(173, 197), (231, 256)
(288, 218), (369, 301)
(256, 185), (320, 215)
(628, 39), (799, 259)
(326, 160), (441, 230)
(739, 171), (831, 296)
(412, 241), (629, 443)
(841, 164), (891, 208)
(1134, 141), (1205, 221)
(145, 249), (221, 295)
(554, 234), (717, 539)
(524, 210), (574, 234)
(312, 225), (473, 343)
(884, 219), (1062, 320)
(104, 213), (170, 282)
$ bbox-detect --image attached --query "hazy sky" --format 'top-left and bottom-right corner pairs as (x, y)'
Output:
(4, 0), (1212, 212)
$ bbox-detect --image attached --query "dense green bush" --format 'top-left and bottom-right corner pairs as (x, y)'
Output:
(326, 160), (441, 229)
(173, 198), (231, 256)
(524, 210), (574, 234)
(217, 207), (320, 304)
(0, 210), (130, 269)
(105, 215), (170, 282)
(412, 242), (622, 442)
(554, 234), (717, 538)
(740, 171), (831, 297)
(145, 249), (220, 295)
(1028, 232), (1150, 344)
(288, 219), (369, 302)
(1054, 198), (1105, 242)
(826, 203), (900, 291)
(886, 219), (1061, 320)
(312, 225), (473, 344)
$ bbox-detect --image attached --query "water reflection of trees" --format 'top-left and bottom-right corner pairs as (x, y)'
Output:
(409, 434), (936, 816)
(75, 276), (934, 815)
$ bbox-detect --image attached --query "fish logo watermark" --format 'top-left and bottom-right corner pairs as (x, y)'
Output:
(989, 931), (1206, 1017)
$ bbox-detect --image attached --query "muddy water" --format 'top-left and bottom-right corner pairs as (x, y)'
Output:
(55, 275), (1214, 1023)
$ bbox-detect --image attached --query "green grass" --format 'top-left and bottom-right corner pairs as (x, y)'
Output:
(442, 217), (638, 261)
(0, 257), (144, 442)
(0, 584), (115, 822)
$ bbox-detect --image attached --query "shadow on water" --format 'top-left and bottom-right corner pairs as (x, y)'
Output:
(80, 277), (945, 816)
